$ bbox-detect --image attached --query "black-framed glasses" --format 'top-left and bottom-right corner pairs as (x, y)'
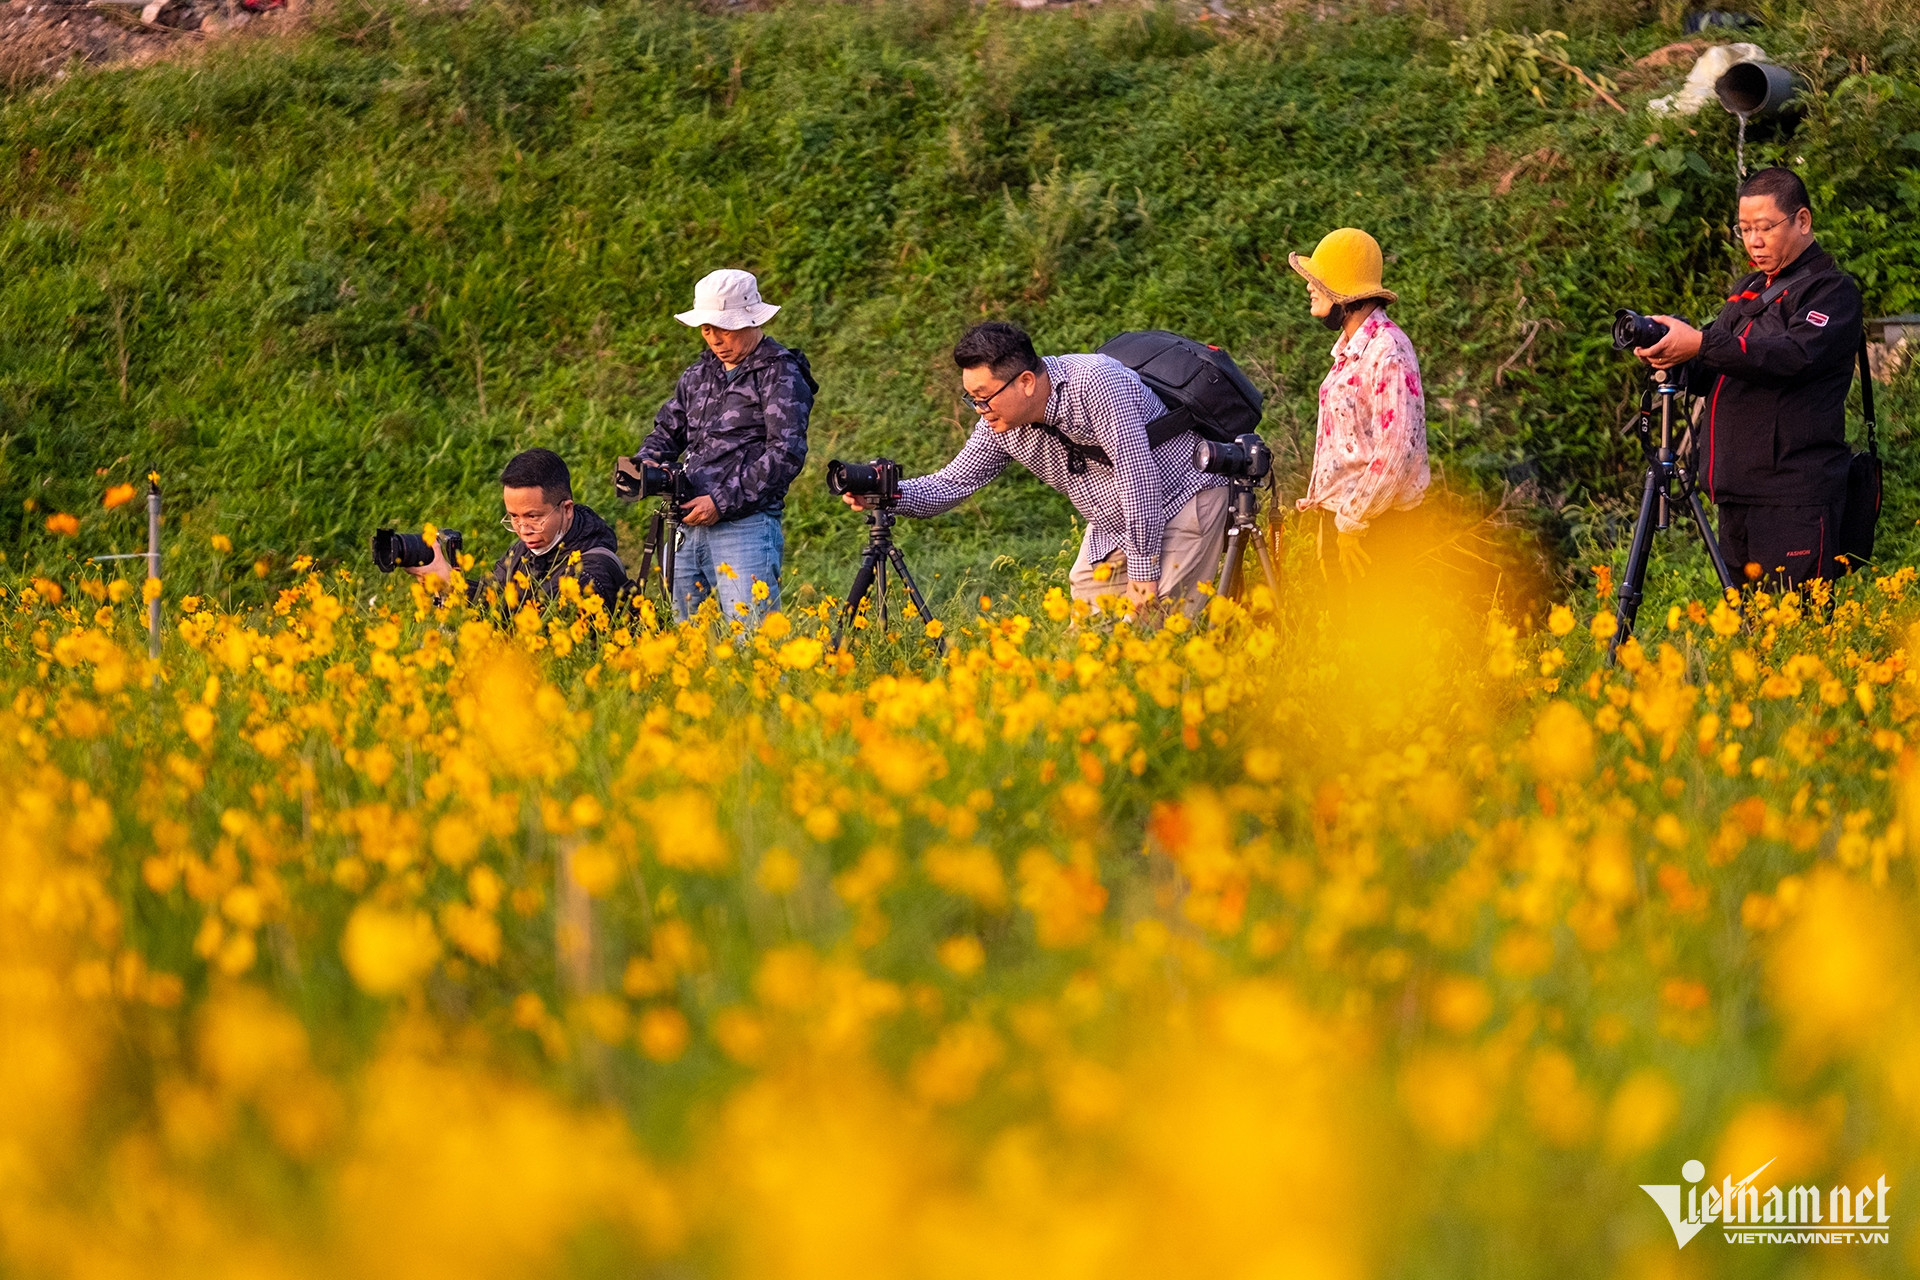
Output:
(961, 372), (1022, 414)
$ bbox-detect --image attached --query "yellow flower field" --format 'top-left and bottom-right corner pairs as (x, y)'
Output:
(2, 553), (1916, 1279)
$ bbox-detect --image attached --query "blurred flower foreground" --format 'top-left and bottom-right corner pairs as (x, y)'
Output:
(4, 555), (1918, 1280)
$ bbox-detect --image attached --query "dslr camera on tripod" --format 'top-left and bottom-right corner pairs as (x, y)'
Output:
(1193, 432), (1273, 481)
(613, 455), (694, 508)
(824, 456), (942, 655)
(372, 527), (463, 573)
(826, 458), (903, 507)
(613, 455), (695, 607)
(1612, 309), (1672, 352)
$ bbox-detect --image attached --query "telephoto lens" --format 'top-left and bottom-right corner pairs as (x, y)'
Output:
(1193, 433), (1274, 480)
(372, 528), (463, 574)
(1612, 309), (1671, 352)
(826, 458), (902, 504)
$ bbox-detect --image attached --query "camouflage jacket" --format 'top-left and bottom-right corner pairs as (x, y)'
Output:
(472, 503), (627, 608)
(640, 337), (816, 522)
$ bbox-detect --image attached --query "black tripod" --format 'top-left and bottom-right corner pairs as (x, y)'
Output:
(1608, 367), (1738, 662)
(832, 506), (946, 655)
(1214, 476), (1281, 600)
(629, 504), (684, 616)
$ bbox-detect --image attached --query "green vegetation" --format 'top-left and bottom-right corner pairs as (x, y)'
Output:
(1, 0), (1916, 608)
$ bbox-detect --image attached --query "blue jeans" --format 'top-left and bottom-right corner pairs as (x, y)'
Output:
(670, 510), (783, 626)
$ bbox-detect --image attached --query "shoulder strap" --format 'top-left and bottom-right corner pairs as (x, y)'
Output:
(1033, 420), (1111, 473)
(1759, 276), (1794, 308)
(1859, 335), (1878, 458)
(578, 547), (627, 575)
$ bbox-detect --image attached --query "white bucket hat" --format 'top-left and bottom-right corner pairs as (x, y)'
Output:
(673, 268), (780, 330)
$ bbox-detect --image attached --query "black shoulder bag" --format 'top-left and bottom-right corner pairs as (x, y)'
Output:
(1838, 335), (1881, 572)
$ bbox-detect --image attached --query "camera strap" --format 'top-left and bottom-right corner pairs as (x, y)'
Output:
(1032, 421), (1111, 474)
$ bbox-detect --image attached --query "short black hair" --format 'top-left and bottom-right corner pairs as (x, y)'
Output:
(953, 321), (1041, 379)
(1738, 167), (1811, 220)
(499, 448), (572, 503)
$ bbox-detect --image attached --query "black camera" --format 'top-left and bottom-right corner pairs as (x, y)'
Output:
(826, 458), (903, 507)
(372, 527), (463, 574)
(1612, 309), (1672, 352)
(1193, 433), (1273, 481)
(613, 455), (693, 507)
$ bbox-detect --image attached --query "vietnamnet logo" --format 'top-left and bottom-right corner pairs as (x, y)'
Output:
(1642, 1159), (1892, 1247)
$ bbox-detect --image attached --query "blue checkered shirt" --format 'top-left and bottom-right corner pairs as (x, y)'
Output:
(897, 354), (1222, 583)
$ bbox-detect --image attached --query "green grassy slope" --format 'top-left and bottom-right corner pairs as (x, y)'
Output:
(1, 0), (1916, 608)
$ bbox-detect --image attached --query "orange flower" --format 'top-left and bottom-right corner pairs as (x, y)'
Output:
(45, 512), (79, 536)
(102, 483), (136, 509)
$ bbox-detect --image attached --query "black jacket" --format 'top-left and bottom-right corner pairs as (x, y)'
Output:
(476, 503), (627, 608)
(641, 337), (815, 522)
(1684, 243), (1862, 507)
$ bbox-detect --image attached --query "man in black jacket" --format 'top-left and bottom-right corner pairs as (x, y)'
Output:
(409, 448), (628, 609)
(1635, 167), (1864, 588)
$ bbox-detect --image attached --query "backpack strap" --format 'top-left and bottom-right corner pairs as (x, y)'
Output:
(1859, 334), (1878, 459)
(577, 547), (628, 578)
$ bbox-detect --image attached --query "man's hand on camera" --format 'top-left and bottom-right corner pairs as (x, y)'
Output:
(405, 543), (453, 585)
(680, 495), (719, 526)
(841, 493), (879, 512)
(1635, 316), (1704, 370)
(1127, 579), (1160, 608)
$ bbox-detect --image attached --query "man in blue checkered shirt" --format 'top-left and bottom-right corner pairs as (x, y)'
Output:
(844, 322), (1229, 609)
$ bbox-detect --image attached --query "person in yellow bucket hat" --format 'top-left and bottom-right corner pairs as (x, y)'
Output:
(1288, 228), (1430, 581)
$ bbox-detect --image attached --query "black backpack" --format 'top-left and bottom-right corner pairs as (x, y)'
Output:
(1029, 331), (1266, 472)
(1098, 330), (1265, 446)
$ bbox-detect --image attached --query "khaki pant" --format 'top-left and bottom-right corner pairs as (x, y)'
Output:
(1069, 486), (1231, 608)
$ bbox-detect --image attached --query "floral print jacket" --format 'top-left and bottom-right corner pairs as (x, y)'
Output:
(1296, 309), (1430, 534)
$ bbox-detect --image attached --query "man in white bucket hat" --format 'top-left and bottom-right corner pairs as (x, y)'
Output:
(634, 268), (816, 626)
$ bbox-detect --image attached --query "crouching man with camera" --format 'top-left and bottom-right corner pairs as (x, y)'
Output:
(1632, 167), (1864, 588)
(843, 321), (1229, 611)
(635, 268), (815, 625)
(408, 448), (628, 607)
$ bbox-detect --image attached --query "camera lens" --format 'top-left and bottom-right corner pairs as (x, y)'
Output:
(827, 460), (888, 496)
(1193, 433), (1271, 480)
(371, 529), (437, 574)
(1612, 309), (1670, 352)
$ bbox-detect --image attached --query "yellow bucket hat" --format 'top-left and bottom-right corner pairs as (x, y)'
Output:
(1288, 227), (1397, 305)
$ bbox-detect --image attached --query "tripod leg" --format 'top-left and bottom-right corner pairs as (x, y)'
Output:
(662, 521), (679, 617)
(878, 558), (889, 633)
(1609, 465), (1663, 663)
(1216, 528), (1247, 601)
(1683, 487), (1738, 593)
(634, 510), (663, 599)
(1253, 532), (1280, 598)
(833, 547), (884, 653)
(886, 545), (946, 655)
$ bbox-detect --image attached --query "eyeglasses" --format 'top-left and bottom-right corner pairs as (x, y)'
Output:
(500, 509), (561, 532)
(961, 372), (1023, 414)
(1735, 216), (1790, 241)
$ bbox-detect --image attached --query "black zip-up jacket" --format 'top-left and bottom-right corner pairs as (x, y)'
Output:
(641, 337), (816, 523)
(474, 503), (627, 608)
(1682, 243), (1862, 507)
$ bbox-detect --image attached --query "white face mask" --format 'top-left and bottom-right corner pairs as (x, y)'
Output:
(521, 506), (571, 555)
